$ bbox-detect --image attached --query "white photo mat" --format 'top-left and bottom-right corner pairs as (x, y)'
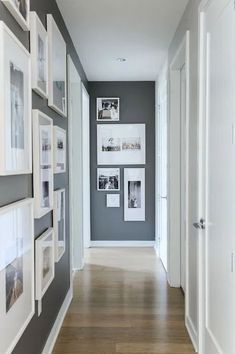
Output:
(53, 189), (66, 262)
(0, 198), (34, 354)
(53, 126), (66, 174)
(0, 21), (32, 175)
(1, 0), (30, 31)
(30, 11), (48, 99)
(97, 168), (120, 191)
(97, 124), (146, 165)
(124, 168), (145, 221)
(97, 97), (120, 121)
(107, 194), (120, 208)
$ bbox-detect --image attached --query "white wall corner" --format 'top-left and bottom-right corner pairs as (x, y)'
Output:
(186, 315), (198, 353)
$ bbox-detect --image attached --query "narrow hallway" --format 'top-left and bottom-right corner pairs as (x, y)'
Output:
(53, 248), (194, 353)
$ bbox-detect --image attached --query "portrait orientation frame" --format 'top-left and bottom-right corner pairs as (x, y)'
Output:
(97, 168), (120, 191)
(97, 97), (120, 121)
(33, 109), (54, 219)
(30, 11), (48, 99)
(0, 198), (34, 354)
(1, 0), (30, 31)
(0, 21), (32, 176)
(47, 14), (67, 117)
(124, 168), (145, 221)
(53, 189), (66, 262)
(53, 126), (66, 174)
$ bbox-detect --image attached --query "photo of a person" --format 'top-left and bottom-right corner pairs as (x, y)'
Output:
(98, 168), (120, 191)
(97, 98), (120, 121)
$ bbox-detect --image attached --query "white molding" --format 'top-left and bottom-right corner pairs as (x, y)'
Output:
(42, 288), (72, 354)
(90, 241), (155, 248)
(154, 242), (159, 256)
(186, 315), (198, 353)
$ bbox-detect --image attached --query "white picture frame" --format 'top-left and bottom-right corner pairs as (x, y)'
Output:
(33, 110), (54, 219)
(0, 21), (32, 175)
(124, 168), (145, 221)
(53, 126), (66, 174)
(97, 97), (120, 121)
(1, 0), (30, 31)
(53, 189), (66, 262)
(107, 194), (120, 208)
(47, 14), (67, 117)
(35, 228), (55, 302)
(97, 168), (120, 191)
(97, 124), (146, 165)
(30, 11), (48, 99)
(0, 198), (34, 354)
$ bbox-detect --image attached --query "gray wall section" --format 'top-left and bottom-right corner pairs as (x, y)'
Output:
(89, 82), (155, 242)
(0, 1), (87, 353)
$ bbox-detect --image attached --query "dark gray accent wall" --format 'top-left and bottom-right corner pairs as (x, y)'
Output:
(89, 82), (155, 242)
(0, 1), (87, 354)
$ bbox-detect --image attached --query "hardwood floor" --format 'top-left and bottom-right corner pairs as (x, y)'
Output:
(53, 248), (194, 354)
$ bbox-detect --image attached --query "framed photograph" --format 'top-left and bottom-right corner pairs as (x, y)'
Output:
(0, 21), (32, 176)
(107, 194), (120, 208)
(124, 168), (145, 221)
(30, 11), (48, 99)
(97, 124), (146, 165)
(35, 228), (54, 301)
(53, 126), (66, 174)
(53, 189), (66, 262)
(97, 97), (120, 121)
(33, 110), (54, 219)
(1, 0), (30, 31)
(97, 168), (120, 191)
(0, 198), (34, 354)
(47, 14), (67, 117)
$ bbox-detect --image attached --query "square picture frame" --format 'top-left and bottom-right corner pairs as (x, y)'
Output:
(0, 21), (32, 176)
(47, 14), (67, 117)
(0, 198), (34, 354)
(33, 109), (54, 219)
(97, 168), (120, 191)
(124, 168), (145, 221)
(97, 97), (120, 121)
(107, 194), (120, 208)
(1, 0), (30, 31)
(53, 189), (66, 262)
(53, 126), (66, 174)
(30, 11), (48, 99)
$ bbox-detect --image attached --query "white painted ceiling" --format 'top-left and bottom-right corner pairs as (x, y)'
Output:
(56, 0), (189, 81)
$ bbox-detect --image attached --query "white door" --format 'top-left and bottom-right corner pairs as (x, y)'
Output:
(199, 1), (235, 353)
(158, 81), (168, 271)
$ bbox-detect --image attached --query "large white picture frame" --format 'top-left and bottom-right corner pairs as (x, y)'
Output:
(0, 21), (32, 175)
(53, 189), (66, 262)
(0, 198), (34, 354)
(97, 124), (146, 165)
(30, 11), (48, 99)
(124, 168), (145, 221)
(53, 126), (66, 174)
(1, 0), (30, 31)
(33, 110), (54, 219)
(47, 14), (67, 117)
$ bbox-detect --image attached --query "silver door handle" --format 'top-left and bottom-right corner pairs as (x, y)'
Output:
(193, 218), (206, 230)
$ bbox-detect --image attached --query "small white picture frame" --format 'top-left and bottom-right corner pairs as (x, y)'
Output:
(107, 194), (120, 208)
(124, 168), (145, 221)
(35, 228), (55, 302)
(47, 14), (67, 117)
(0, 198), (34, 354)
(53, 126), (66, 174)
(97, 168), (120, 191)
(53, 189), (66, 262)
(33, 109), (54, 219)
(1, 0), (30, 31)
(0, 21), (32, 175)
(97, 97), (120, 121)
(30, 11), (48, 99)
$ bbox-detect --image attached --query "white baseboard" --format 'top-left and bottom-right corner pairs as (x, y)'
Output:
(90, 241), (155, 248)
(154, 242), (159, 256)
(42, 288), (73, 354)
(186, 315), (198, 353)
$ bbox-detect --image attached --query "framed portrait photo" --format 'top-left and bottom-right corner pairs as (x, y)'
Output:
(35, 228), (55, 302)
(53, 189), (66, 262)
(0, 21), (32, 176)
(33, 110), (54, 219)
(0, 198), (34, 354)
(97, 168), (120, 191)
(97, 124), (146, 165)
(47, 14), (67, 117)
(97, 97), (120, 121)
(30, 11), (48, 99)
(107, 194), (120, 208)
(53, 126), (66, 174)
(124, 168), (145, 221)
(1, 0), (30, 31)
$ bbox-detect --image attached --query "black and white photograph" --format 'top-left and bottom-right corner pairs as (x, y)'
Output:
(54, 126), (66, 173)
(97, 98), (120, 121)
(97, 168), (120, 191)
(13, 0), (27, 19)
(128, 181), (141, 208)
(40, 126), (52, 166)
(1, 0), (30, 30)
(122, 137), (141, 151)
(124, 168), (145, 221)
(41, 172), (50, 209)
(53, 189), (66, 262)
(38, 35), (46, 92)
(102, 137), (121, 152)
(42, 247), (51, 279)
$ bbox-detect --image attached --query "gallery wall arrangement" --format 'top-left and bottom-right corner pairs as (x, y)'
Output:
(0, 0), (88, 353)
